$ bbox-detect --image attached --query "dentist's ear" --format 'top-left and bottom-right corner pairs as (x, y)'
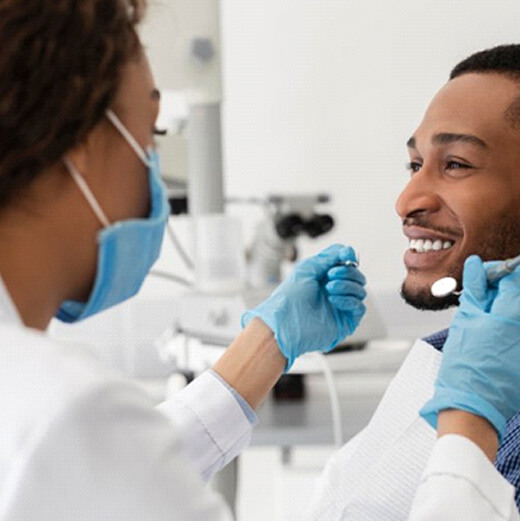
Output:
(62, 140), (90, 181)
(63, 110), (122, 183)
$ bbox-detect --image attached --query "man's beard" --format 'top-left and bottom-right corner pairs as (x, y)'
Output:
(400, 281), (460, 310)
(400, 207), (520, 311)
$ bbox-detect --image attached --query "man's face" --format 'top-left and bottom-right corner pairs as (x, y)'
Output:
(396, 72), (520, 310)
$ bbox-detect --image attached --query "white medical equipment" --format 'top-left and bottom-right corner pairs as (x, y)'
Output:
(139, 0), (224, 216)
(173, 193), (386, 349)
(247, 194), (335, 288)
(139, 0), (387, 352)
(431, 253), (520, 298)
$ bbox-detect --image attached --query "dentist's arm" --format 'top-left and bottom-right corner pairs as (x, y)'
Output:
(408, 413), (519, 521)
(409, 256), (520, 521)
(437, 410), (498, 461)
(159, 244), (367, 481)
(216, 243), (366, 407)
(213, 318), (285, 409)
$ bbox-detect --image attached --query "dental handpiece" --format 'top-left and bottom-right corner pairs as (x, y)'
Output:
(431, 253), (520, 298)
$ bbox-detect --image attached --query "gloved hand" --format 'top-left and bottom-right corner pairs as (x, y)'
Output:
(242, 244), (367, 371)
(420, 255), (520, 441)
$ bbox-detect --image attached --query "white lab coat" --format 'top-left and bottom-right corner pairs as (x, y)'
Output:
(0, 274), (518, 521)
(0, 277), (252, 520)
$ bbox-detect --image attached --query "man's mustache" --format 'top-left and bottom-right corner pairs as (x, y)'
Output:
(403, 217), (463, 238)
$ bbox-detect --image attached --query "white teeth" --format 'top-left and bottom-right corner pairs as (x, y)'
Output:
(409, 238), (454, 253)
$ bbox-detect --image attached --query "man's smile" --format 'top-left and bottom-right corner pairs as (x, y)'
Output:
(403, 225), (462, 271)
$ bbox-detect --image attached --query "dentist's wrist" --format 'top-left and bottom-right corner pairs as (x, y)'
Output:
(438, 409), (498, 462)
(213, 318), (286, 409)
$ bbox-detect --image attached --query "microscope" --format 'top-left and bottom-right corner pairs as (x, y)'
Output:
(175, 193), (386, 352)
(247, 194), (334, 288)
(140, 0), (386, 363)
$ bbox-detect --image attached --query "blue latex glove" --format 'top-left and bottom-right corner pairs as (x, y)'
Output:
(242, 244), (367, 370)
(420, 255), (520, 441)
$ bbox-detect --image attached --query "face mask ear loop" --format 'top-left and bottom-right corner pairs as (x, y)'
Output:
(105, 109), (151, 167)
(64, 158), (111, 229)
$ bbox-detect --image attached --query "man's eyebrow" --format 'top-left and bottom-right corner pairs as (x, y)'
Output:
(406, 133), (488, 149)
(432, 132), (488, 148)
(151, 88), (161, 101)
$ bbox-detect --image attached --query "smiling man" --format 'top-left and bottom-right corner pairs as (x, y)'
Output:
(399, 66), (520, 311)
(310, 45), (520, 521)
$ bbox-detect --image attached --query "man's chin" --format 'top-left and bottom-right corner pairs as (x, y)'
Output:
(400, 282), (459, 311)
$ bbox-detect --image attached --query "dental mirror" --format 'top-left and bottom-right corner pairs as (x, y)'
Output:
(431, 252), (520, 298)
(431, 277), (460, 298)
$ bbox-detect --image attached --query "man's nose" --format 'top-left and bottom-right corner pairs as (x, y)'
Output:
(395, 170), (442, 221)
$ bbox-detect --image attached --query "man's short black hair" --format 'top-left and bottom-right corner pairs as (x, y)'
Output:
(450, 44), (520, 129)
(451, 44), (520, 81)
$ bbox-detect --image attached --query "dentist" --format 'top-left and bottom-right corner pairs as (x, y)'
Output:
(2, 2), (515, 520)
(0, 1), (365, 520)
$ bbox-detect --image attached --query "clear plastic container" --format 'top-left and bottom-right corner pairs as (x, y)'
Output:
(193, 214), (245, 293)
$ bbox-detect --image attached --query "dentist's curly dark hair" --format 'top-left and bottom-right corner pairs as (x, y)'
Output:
(0, 0), (146, 209)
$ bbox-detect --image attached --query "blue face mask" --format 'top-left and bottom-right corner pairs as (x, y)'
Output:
(56, 110), (169, 323)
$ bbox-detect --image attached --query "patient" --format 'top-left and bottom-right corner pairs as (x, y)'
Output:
(310, 44), (520, 520)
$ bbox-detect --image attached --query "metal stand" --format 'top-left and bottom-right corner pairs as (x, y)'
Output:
(187, 103), (225, 215)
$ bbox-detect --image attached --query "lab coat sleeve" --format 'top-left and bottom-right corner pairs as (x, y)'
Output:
(156, 370), (256, 482)
(7, 379), (233, 521)
(408, 434), (520, 521)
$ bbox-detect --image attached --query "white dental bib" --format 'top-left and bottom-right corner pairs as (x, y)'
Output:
(310, 339), (442, 521)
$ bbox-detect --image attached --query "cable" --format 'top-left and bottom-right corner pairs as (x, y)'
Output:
(312, 352), (343, 448)
(166, 221), (194, 271)
(150, 270), (194, 287)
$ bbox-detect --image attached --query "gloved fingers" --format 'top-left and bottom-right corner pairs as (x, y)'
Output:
(339, 246), (359, 264)
(491, 266), (520, 321)
(350, 303), (367, 322)
(328, 295), (365, 312)
(460, 255), (489, 310)
(316, 243), (348, 258)
(483, 260), (503, 274)
(298, 244), (355, 278)
(325, 280), (367, 300)
(327, 265), (367, 286)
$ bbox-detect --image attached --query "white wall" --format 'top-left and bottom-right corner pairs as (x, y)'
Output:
(128, 0), (520, 343)
(54, 2), (520, 377)
(218, 0), (520, 292)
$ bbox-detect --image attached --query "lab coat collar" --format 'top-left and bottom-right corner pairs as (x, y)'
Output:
(0, 273), (24, 327)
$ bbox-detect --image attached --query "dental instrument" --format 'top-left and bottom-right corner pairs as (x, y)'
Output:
(431, 253), (520, 298)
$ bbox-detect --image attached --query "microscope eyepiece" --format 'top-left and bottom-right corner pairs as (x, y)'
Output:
(305, 214), (334, 238)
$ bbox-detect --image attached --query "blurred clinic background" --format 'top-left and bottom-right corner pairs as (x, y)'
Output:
(50, 1), (520, 519)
